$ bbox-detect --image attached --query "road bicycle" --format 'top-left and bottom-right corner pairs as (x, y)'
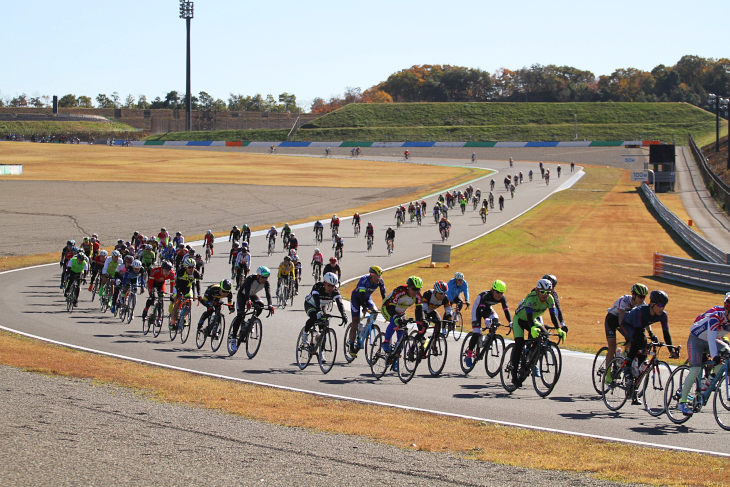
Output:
(445, 303), (466, 342)
(591, 343), (627, 395)
(227, 301), (271, 359)
(459, 321), (508, 377)
(368, 318), (420, 383)
(490, 179), (495, 191)
(334, 246), (343, 262)
(204, 244), (212, 263)
(396, 215), (403, 229)
(353, 221), (360, 236)
(196, 301), (231, 352)
(460, 204), (466, 215)
(472, 198), (479, 211)
(99, 279), (114, 313)
(65, 277), (83, 313)
(267, 237), (275, 256)
(268, 147), (276, 154)
(145, 290), (166, 337)
(415, 212), (421, 226)
(89, 272), (101, 302)
(480, 208), (487, 224)
(386, 239), (393, 257)
(440, 228), (449, 242)
(117, 284), (138, 324)
(664, 353), (730, 428)
(282, 233), (290, 251)
(295, 315), (345, 374)
(366, 235), (373, 252)
(499, 329), (563, 397)
(314, 227), (323, 243)
(312, 262), (322, 282)
(331, 226), (339, 240)
(411, 319), (448, 376)
(343, 310), (381, 366)
(169, 297), (192, 343)
(601, 341), (677, 416)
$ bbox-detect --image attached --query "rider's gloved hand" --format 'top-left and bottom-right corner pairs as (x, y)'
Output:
(316, 311), (323, 320)
(530, 326), (541, 339)
(560, 324), (569, 333)
(492, 318), (500, 326)
(557, 329), (567, 341)
(341, 315), (348, 325)
(650, 334), (658, 343)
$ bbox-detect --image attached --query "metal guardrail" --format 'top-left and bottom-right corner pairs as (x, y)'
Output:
(689, 134), (730, 212)
(654, 253), (730, 292)
(641, 182), (730, 264)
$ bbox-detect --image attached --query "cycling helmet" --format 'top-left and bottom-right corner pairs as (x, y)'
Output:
(284, 223), (289, 227)
(92, 233), (98, 239)
(270, 226), (276, 230)
(133, 231), (139, 237)
(167, 242), (173, 248)
(76, 250), (85, 257)
(257, 266), (271, 278)
(183, 257), (195, 267)
(631, 283), (649, 296)
(131, 260), (143, 269)
(206, 230), (211, 235)
(195, 253), (202, 259)
(335, 234), (339, 239)
(292, 255), (299, 262)
(232, 242), (240, 248)
(454, 272), (465, 281)
(354, 213), (359, 217)
(388, 227), (392, 231)
(441, 217), (446, 222)
(649, 290), (669, 306)
(99, 250), (108, 258)
(323, 272), (339, 286)
(83, 236), (89, 242)
(176, 232), (182, 236)
(241, 242), (248, 248)
(161, 261), (173, 271)
(124, 255), (134, 262)
(542, 274), (558, 288)
(146, 244), (152, 250)
(290, 233), (295, 238)
(369, 265), (383, 276)
(242, 224), (248, 229)
(433, 280), (448, 294)
(407, 276), (423, 290)
(368, 222), (372, 226)
(161, 227), (166, 232)
(492, 280), (507, 293)
(314, 248), (320, 253)
(111, 250), (121, 257)
(125, 241), (131, 247)
(333, 214), (338, 219)
(220, 279), (232, 293)
(233, 225), (238, 230)
(536, 279), (553, 291)
(117, 239), (123, 244)
(284, 255), (292, 262)
(329, 257), (337, 265)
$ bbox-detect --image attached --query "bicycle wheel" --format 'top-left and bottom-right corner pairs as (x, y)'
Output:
(179, 305), (191, 344)
(245, 318), (263, 359)
(485, 335), (505, 378)
(451, 312), (464, 342)
(398, 335), (420, 384)
(459, 333), (478, 375)
(289, 282), (295, 306)
(342, 322), (357, 363)
(296, 326), (314, 370)
(427, 334), (448, 376)
(601, 357), (629, 411)
(533, 346), (560, 397)
(364, 324), (381, 367)
(169, 310), (179, 341)
(142, 309), (151, 335)
(66, 290), (74, 313)
(91, 277), (99, 302)
(318, 328), (337, 374)
(126, 292), (136, 324)
(369, 333), (388, 379)
(664, 365), (697, 425)
(99, 287), (108, 312)
(713, 373), (730, 430)
(210, 314), (225, 352)
(548, 341), (562, 382)
(640, 360), (672, 417)
(592, 347), (609, 395)
(151, 308), (162, 337)
(499, 343), (517, 393)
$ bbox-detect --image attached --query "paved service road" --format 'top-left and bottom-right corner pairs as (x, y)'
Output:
(3, 152), (727, 459)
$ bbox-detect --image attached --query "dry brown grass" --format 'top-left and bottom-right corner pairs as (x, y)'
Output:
(658, 193), (706, 237)
(342, 166), (721, 357)
(0, 144), (474, 188)
(2, 329), (727, 486)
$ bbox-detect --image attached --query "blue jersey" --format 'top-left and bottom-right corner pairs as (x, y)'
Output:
(121, 269), (144, 288)
(446, 278), (469, 303)
(621, 304), (671, 344)
(350, 275), (386, 308)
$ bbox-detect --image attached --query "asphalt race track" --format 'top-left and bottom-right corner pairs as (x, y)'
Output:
(3, 151), (727, 457)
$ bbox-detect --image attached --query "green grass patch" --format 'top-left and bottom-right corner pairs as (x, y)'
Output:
(145, 129), (289, 141)
(0, 120), (137, 136)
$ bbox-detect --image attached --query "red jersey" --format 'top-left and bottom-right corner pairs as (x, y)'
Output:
(147, 266), (176, 292)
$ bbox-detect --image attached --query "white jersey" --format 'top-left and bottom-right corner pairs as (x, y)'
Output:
(607, 295), (634, 316)
(235, 251), (251, 268)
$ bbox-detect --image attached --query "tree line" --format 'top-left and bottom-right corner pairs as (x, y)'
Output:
(3, 55), (727, 115)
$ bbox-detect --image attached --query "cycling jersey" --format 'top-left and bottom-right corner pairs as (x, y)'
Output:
(312, 252), (323, 264)
(305, 281), (345, 313)
(237, 274), (273, 308)
(421, 289), (452, 315)
(282, 227), (292, 237)
(158, 232), (170, 246)
(141, 250), (156, 266)
(323, 263), (340, 280)
(607, 295), (635, 317)
(147, 266), (176, 292)
(121, 269), (143, 288)
(446, 278), (468, 303)
(472, 290), (511, 324)
(278, 261), (295, 279)
(365, 226), (374, 236)
(102, 256), (121, 276)
(203, 234), (215, 247)
(200, 284), (232, 305)
(689, 306), (730, 358)
(266, 229), (278, 240)
(382, 285), (424, 321)
(175, 269), (202, 297)
(173, 235), (184, 247)
(67, 258), (88, 274)
(385, 229), (395, 241)
(514, 290), (555, 323)
(350, 275), (386, 312)
(235, 251), (250, 269)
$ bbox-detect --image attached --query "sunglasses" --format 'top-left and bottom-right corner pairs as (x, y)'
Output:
(635, 294), (647, 299)
(408, 286), (420, 292)
(538, 290), (551, 295)
(653, 303), (665, 309)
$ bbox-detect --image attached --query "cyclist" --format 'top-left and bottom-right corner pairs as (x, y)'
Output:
(323, 257), (341, 281)
(438, 217), (451, 240)
(88, 249), (108, 291)
(90, 234), (101, 257)
(311, 248), (324, 277)
(196, 279), (234, 336)
(381, 276), (424, 352)
(519, 171), (523, 184)
(465, 280), (511, 368)
(365, 221), (375, 240)
(160, 242), (175, 264)
(529, 169), (534, 181)
(234, 242), (251, 287)
(432, 204), (441, 223)
(545, 169), (551, 185)
(394, 206), (405, 226)
(618, 290), (677, 379)
(111, 255), (134, 311)
(447, 271), (470, 318)
(509, 157), (513, 167)
(203, 230), (215, 256)
(510, 278), (567, 388)
(332, 233), (344, 257)
(498, 194), (505, 211)
(471, 152), (476, 163)
(282, 223), (292, 247)
(676, 294), (730, 416)
(325, 147), (331, 157)
(540, 274), (566, 329)
(173, 231), (184, 247)
(419, 280), (453, 353)
(292, 255), (302, 294)
(170, 257), (202, 329)
(266, 226), (278, 249)
(288, 232), (299, 253)
(353, 212), (361, 233)
(194, 253), (205, 297)
(301, 272), (348, 344)
(313, 220), (324, 241)
(557, 166), (562, 178)
(141, 260), (175, 322)
(570, 161), (575, 172)
(229, 225), (241, 243)
(64, 250), (89, 306)
(404, 149), (410, 160)
(173, 244), (187, 269)
(385, 226), (396, 253)
(277, 255), (296, 296)
(229, 242), (241, 277)
(348, 266), (387, 357)
(59, 240), (77, 288)
(421, 200), (427, 215)
(157, 228), (170, 247)
(241, 224), (251, 244)
(80, 236), (93, 257)
(100, 250), (122, 300)
(140, 244), (156, 273)
(229, 266), (275, 352)
(117, 260), (145, 319)
(459, 195), (467, 213)
(603, 283), (648, 378)
(330, 214), (340, 236)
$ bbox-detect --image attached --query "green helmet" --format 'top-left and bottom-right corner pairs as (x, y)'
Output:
(491, 280), (506, 293)
(631, 283), (648, 296)
(220, 279), (232, 293)
(407, 276), (423, 290)
(257, 266), (271, 278)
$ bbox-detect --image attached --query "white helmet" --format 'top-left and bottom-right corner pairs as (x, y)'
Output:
(314, 248), (320, 253)
(131, 259), (143, 269)
(206, 230), (211, 234)
(323, 272), (339, 286)
(454, 272), (465, 280)
(99, 250), (108, 257)
(536, 279), (553, 291)
(270, 226), (276, 230)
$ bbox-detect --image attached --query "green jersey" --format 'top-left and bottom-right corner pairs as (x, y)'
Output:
(514, 290), (555, 322)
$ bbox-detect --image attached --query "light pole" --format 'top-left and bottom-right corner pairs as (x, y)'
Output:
(179, 1), (194, 132)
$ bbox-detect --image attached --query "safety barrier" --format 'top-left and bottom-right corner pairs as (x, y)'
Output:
(641, 182), (730, 264)
(129, 140), (662, 148)
(653, 253), (730, 292)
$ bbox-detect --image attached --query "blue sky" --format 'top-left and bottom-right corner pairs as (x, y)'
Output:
(3, 0), (727, 110)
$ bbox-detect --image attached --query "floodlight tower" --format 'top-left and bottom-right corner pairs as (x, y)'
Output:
(179, 1), (194, 132)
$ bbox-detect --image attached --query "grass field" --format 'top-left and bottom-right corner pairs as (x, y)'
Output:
(0, 120), (138, 137)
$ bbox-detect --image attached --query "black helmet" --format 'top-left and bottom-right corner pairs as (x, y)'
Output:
(161, 260), (173, 271)
(649, 290), (668, 306)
